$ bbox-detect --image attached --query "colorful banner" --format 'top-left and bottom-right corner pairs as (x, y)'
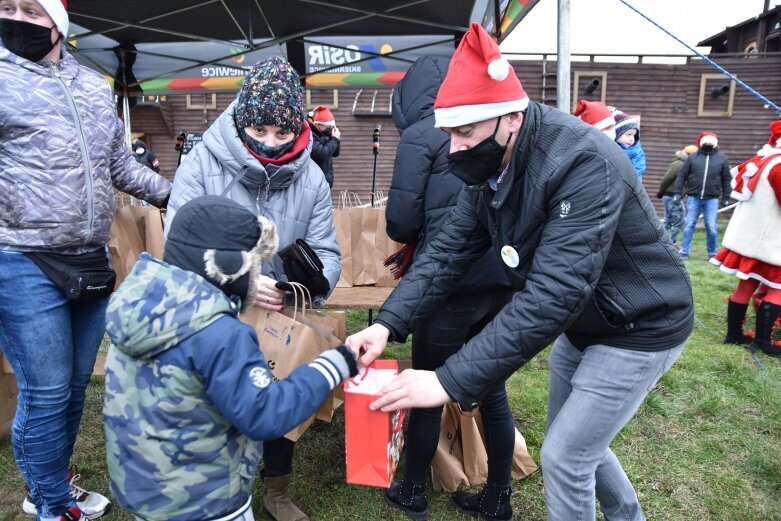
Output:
(304, 35), (455, 88)
(481, 0), (541, 42)
(67, 23), (284, 95)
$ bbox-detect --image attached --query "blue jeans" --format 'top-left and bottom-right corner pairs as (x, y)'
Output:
(0, 250), (108, 517)
(680, 197), (719, 257)
(661, 195), (685, 245)
(541, 335), (684, 521)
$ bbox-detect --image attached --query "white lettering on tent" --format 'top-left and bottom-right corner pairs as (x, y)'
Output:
(200, 66), (252, 78)
(307, 45), (362, 66)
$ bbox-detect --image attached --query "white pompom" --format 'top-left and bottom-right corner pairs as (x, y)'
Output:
(487, 58), (510, 81)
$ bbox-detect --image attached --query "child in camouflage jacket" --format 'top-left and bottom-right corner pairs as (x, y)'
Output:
(103, 196), (357, 521)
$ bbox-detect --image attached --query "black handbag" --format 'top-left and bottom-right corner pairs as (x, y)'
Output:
(278, 239), (329, 297)
(25, 249), (116, 302)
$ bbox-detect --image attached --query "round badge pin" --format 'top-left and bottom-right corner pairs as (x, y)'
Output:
(501, 245), (520, 268)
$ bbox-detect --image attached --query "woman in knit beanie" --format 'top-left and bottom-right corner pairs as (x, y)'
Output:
(166, 56), (341, 521)
(233, 56), (305, 159)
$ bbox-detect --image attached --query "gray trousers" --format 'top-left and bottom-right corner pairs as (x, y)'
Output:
(541, 335), (685, 521)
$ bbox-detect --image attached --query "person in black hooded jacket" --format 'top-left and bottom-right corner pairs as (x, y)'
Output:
(347, 24), (693, 521)
(673, 131), (731, 259)
(383, 55), (513, 519)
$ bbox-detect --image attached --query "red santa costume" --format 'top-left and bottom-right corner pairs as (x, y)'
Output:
(710, 126), (781, 288)
(711, 120), (781, 355)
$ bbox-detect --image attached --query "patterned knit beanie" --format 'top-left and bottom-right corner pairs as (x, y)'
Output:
(233, 56), (304, 134)
(613, 111), (640, 142)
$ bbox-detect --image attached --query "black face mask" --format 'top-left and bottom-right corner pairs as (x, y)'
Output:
(447, 118), (512, 186)
(701, 143), (715, 152)
(0, 19), (57, 63)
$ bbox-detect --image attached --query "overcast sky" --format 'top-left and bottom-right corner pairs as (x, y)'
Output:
(501, 0), (781, 56)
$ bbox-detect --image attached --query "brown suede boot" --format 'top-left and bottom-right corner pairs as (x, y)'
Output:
(263, 474), (309, 521)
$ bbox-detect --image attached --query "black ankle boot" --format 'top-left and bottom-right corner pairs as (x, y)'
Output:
(452, 484), (512, 521)
(724, 300), (752, 344)
(749, 302), (781, 356)
(385, 480), (428, 520)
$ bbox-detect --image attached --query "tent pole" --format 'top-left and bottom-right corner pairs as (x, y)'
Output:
(556, 0), (571, 113)
(123, 93), (132, 149)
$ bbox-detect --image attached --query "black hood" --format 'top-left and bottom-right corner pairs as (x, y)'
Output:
(392, 55), (450, 134)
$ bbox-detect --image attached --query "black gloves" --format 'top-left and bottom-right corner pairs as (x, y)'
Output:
(672, 194), (681, 204)
(335, 345), (359, 377)
(311, 345), (358, 389)
(721, 197), (731, 208)
(278, 239), (330, 298)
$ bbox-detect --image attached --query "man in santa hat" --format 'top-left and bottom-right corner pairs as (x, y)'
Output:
(673, 132), (732, 260)
(347, 22), (693, 521)
(307, 105), (341, 187)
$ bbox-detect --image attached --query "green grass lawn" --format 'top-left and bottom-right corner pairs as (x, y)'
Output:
(2, 227), (780, 520)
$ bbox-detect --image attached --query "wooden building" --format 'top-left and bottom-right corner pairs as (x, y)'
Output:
(132, 54), (779, 214)
(130, 9), (781, 215)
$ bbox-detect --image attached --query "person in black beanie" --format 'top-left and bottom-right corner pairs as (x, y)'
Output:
(104, 195), (357, 521)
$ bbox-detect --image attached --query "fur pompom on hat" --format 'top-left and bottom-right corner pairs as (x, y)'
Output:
(234, 57), (304, 134)
(164, 196), (278, 307)
(683, 144), (699, 155)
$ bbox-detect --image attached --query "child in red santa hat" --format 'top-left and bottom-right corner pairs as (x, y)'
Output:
(710, 120), (781, 355)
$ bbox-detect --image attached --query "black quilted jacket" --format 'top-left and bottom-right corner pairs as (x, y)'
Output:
(309, 124), (340, 188)
(374, 102), (694, 408)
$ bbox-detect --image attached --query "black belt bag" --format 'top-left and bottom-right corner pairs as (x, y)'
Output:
(25, 249), (116, 302)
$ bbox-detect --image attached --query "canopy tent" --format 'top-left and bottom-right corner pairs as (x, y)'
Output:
(66, 0), (541, 94)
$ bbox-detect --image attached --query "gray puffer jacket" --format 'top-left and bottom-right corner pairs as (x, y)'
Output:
(0, 44), (171, 254)
(167, 101), (340, 292)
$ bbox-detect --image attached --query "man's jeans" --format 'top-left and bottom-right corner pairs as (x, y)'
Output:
(680, 196), (719, 257)
(0, 251), (108, 517)
(541, 335), (684, 521)
(662, 195), (685, 245)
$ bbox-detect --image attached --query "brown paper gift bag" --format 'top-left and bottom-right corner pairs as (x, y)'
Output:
(431, 403), (538, 492)
(334, 191), (364, 288)
(108, 205), (165, 288)
(0, 352), (18, 437)
(240, 282), (346, 438)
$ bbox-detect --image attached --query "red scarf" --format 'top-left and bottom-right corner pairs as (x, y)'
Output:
(244, 123), (311, 167)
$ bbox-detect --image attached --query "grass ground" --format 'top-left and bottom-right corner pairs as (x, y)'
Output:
(1, 228), (780, 520)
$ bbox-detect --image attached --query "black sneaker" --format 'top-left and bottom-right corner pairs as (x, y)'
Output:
(384, 480), (428, 520)
(452, 485), (512, 521)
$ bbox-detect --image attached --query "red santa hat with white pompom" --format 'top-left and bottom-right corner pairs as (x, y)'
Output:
(434, 22), (528, 128)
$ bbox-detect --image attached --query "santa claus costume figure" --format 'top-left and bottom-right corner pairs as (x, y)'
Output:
(710, 120), (781, 355)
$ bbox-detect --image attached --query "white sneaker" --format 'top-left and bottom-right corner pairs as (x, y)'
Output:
(22, 472), (111, 520)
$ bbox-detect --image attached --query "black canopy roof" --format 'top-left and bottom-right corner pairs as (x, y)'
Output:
(69, 0), (480, 76)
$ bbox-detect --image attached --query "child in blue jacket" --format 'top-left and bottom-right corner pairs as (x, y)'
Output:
(614, 111), (647, 180)
(104, 195), (357, 521)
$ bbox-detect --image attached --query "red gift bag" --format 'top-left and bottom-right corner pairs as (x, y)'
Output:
(344, 360), (407, 487)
